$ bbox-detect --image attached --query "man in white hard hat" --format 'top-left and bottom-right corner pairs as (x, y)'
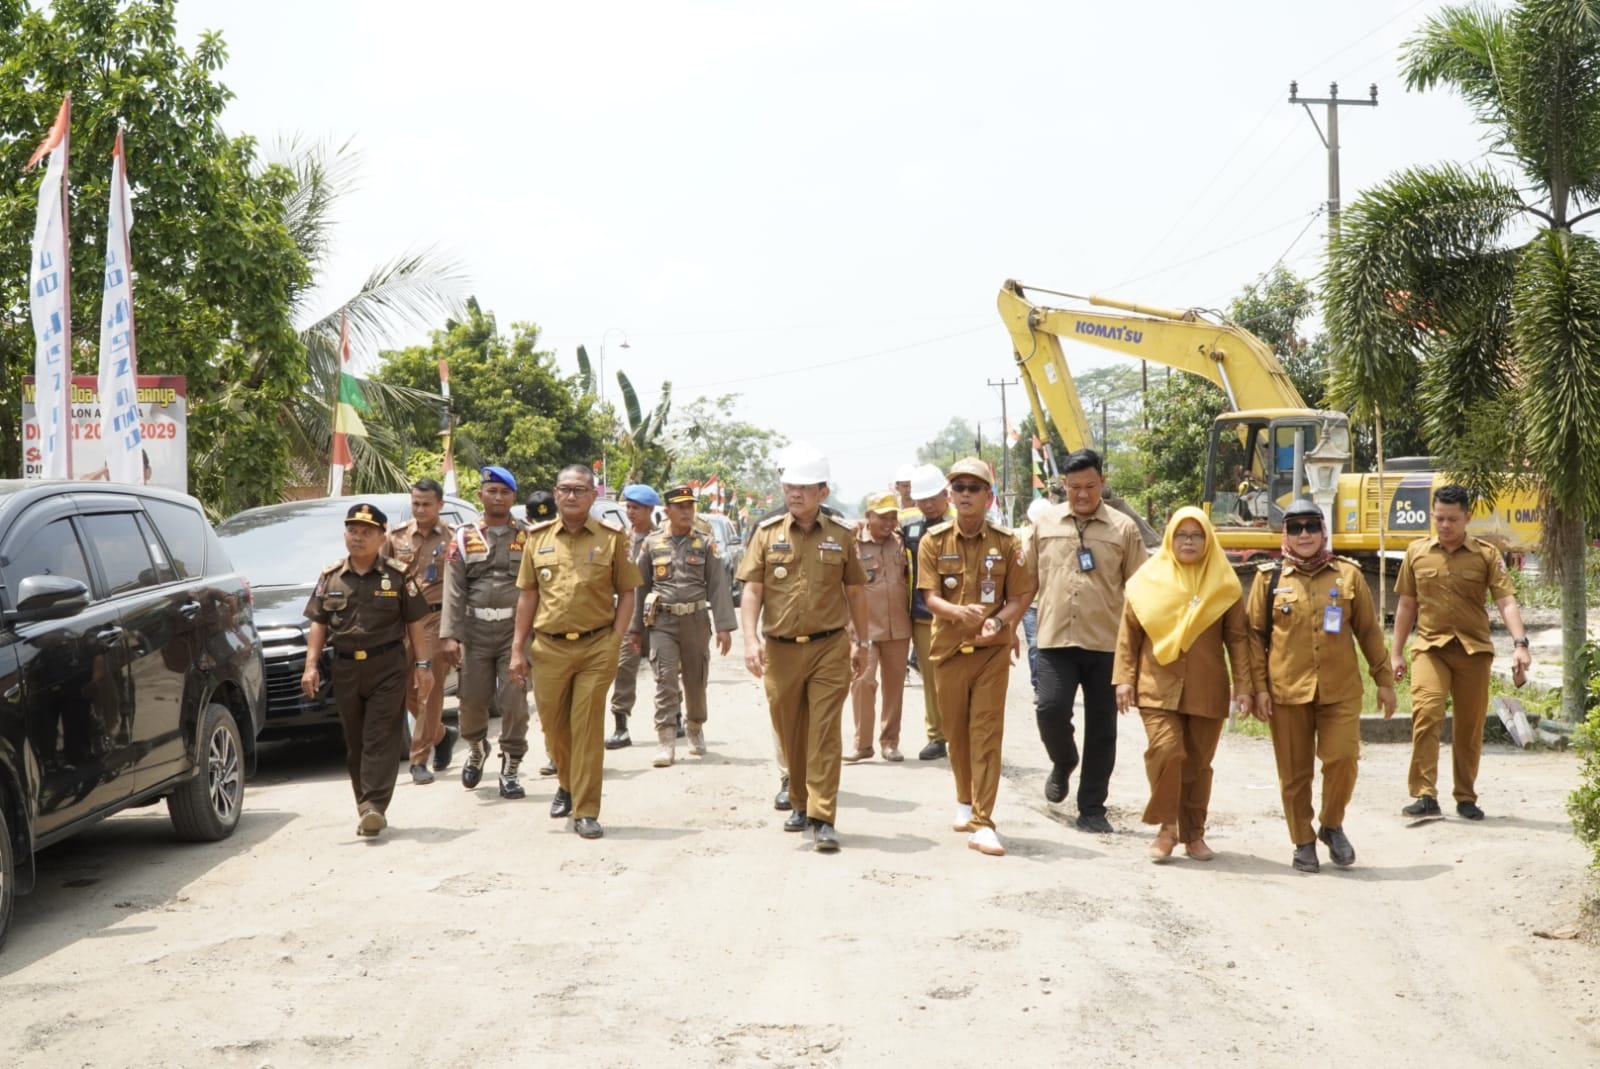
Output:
(737, 445), (869, 852)
(902, 463), (954, 760)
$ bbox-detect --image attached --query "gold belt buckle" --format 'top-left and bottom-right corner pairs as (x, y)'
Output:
(795, 635), (810, 644)
(354, 650), (368, 661)
(959, 644), (975, 654)
(565, 632), (580, 640)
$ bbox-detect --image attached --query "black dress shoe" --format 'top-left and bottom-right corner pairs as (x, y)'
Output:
(917, 739), (947, 761)
(1292, 841), (1320, 873)
(1044, 765), (1069, 804)
(550, 788), (572, 819)
(784, 809), (808, 832)
(1076, 813), (1113, 834)
(773, 776), (791, 812)
(1456, 800), (1485, 821)
(1402, 795), (1441, 817)
(604, 728), (632, 750)
(461, 740), (490, 789)
(811, 821), (840, 852)
(433, 726), (459, 771)
(1318, 825), (1356, 866)
(574, 817), (603, 839)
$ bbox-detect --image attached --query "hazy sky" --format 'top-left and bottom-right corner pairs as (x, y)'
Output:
(176, 0), (1495, 502)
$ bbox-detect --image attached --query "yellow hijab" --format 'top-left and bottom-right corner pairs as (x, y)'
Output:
(1124, 506), (1241, 665)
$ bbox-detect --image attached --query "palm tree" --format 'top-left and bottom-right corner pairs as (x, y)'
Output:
(1325, 0), (1600, 722)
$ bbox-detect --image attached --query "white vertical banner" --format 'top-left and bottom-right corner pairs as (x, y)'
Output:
(98, 127), (142, 484)
(27, 94), (73, 480)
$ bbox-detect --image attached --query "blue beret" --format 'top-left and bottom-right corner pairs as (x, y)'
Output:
(621, 483), (661, 507)
(480, 465), (518, 493)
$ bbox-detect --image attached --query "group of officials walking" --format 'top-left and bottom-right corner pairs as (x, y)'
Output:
(303, 448), (1533, 870)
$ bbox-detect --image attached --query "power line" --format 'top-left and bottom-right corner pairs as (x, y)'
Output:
(1103, 208), (1324, 292)
(680, 323), (993, 390)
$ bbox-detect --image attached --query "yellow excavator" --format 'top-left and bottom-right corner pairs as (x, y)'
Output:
(998, 279), (1544, 577)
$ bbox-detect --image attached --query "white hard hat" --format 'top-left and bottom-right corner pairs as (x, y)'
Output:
(893, 464), (915, 483)
(779, 445), (831, 485)
(1026, 497), (1053, 525)
(908, 463), (947, 501)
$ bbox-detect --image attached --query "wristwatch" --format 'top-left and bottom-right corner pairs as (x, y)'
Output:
(414, 659), (433, 668)
(1512, 637), (1530, 648)
(853, 640), (871, 649)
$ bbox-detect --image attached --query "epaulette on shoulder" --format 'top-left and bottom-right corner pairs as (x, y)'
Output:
(758, 512), (786, 529)
(1256, 560), (1279, 572)
(320, 558), (345, 575)
(927, 520), (953, 536)
(990, 522), (1012, 536)
(1335, 555), (1363, 569)
(528, 518), (558, 532)
(599, 517), (624, 533)
(379, 555), (407, 573)
(824, 512), (854, 532)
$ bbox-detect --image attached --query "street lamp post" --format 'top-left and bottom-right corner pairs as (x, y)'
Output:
(598, 327), (630, 495)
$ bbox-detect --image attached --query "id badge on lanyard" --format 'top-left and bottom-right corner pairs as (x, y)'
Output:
(1322, 584), (1342, 633)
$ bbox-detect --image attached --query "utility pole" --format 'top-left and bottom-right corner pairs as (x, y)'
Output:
(988, 377), (1018, 523)
(1289, 81), (1378, 238)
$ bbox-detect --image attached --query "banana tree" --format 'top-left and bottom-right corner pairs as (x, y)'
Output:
(614, 369), (674, 487)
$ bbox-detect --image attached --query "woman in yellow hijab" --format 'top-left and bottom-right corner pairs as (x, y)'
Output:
(1112, 507), (1261, 862)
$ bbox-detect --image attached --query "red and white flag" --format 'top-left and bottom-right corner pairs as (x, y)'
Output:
(97, 127), (142, 484)
(27, 95), (73, 479)
(438, 358), (457, 496)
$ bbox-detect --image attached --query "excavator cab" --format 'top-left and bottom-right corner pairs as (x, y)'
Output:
(1204, 410), (1347, 533)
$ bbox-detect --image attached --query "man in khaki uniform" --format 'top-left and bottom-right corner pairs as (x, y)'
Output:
(919, 459), (1036, 857)
(439, 466), (532, 798)
(902, 463), (954, 760)
(847, 492), (912, 763)
(1248, 498), (1397, 872)
(1392, 484), (1531, 820)
(1032, 448), (1149, 832)
(384, 478), (456, 784)
(737, 446), (869, 852)
(510, 464), (642, 840)
(606, 483), (661, 751)
(632, 485), (737, 767)
(302, 503), (433, 838)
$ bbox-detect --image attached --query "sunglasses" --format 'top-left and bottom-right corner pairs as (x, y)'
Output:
(1285, 520), (1323, 535)
(949, 481), (987, 494)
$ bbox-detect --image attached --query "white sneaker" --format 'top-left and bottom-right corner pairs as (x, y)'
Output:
(967, 826), (1006, 857)
(653, 743), (674, 768)
(687, 726), (707, 756)
(952, 803), (974, 832)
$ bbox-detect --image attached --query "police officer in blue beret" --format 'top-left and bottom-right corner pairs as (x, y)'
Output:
(606, 483), (662, 748)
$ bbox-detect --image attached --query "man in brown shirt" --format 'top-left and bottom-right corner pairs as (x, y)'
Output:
(510, 464), (642, 840)
(737, 446), (869, 852)
(302, 502), (433, 839)
(384, 478), (455, 784)
(1032, 448), (1149, 832)
(846, 493), (913, 763)
(918, 459), (1036, 857)
(1392, 484), (1531, 820)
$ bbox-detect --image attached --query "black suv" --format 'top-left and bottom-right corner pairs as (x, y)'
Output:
(0, 481), (265, 950)
(216, 494), (477, 738)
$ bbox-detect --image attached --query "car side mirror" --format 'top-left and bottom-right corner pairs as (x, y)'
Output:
(10, 574), (91, 622)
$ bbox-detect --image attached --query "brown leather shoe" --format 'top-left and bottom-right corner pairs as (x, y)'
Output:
(842, 749), (874, 763)
(1149, 824), (1177, 863)
(1184, 837), (1216, 862)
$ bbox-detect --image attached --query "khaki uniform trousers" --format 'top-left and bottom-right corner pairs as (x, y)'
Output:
(332, 645), (408, 815)
(932, 645), (1009, 831)
(404, 609), (451, 766)
(764, 631), (849, 824)
(457, 616), (531, 758)
(610, 629), (648, 719)
(650, 611), (711, 734)
(1409, 639), (1492, 802)
(534, 630), (619, 820)
(1138, 710), (1226, 842)
(912, 619), (944, 743)
(849, 637), (909, 753)
(1268, 696), (1361, 844)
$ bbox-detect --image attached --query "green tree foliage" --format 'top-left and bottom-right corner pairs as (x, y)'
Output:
(0, 0), (309, 515)
(1132, 373), (1229, 522)
(1322, 0), (1600, 724)
(374, 298), (605, 493)
(666, 393), (788, 502)
(917, 416), (1003, 474)
(610, 369), (673, 488)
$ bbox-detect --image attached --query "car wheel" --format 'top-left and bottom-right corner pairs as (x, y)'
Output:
(168, 703), (245, 842)
(0, 805), (13, 953)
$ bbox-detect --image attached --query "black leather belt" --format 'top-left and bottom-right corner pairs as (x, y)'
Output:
(539, 627), (609, 642)
(769, 628), (843, 645)
(334, 639), (403, 661)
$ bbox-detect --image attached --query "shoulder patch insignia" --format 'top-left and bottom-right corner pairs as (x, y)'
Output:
(528, 518), (558, 532)
(927, 520), (953, 536)
(599, 517), (624, 533)
(1256, 560), (1278, 572)
(989, 522), (1013, 536)
(406, 579), (420, 597)
(758, 513), (786, 529)
(824, 513), (854, 531)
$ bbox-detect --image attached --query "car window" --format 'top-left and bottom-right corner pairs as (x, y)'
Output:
(1, 516), (92, 597)
(144, 498), (206, 579)
(80, 512), (160, 596)
(135, 512), (179, 584)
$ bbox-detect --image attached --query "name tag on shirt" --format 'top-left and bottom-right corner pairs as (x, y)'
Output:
(537, 546), (555, 554)
(1322, 605), (1343, 633)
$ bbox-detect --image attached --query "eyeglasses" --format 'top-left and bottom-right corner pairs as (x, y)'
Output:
(553, 485), (593, 497)
(1285, 520), (1323, 535)
(1172, 532), (1206, 544)
(949, 481), (987, 494)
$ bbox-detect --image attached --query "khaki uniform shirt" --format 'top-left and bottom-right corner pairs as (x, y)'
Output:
(632, 526), (738, 633)
(439, 518), (530, 642)
(1246, 557), (1394, 705)
(303, 557), (429, 650)
(384, 518), (453, 607)
(1395, 534), (1515, 655)
(1112, 597), (1256, 717)
(916, 520), (1037, 663)
(516, 517), (643, 633)
(735, 511), (867, 638)
(855, 527), (912, 642)
(1033, 501), (1148, 652)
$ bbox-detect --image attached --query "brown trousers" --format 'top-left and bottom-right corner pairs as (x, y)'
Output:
(849, 637), (909, 752)
(912, 619), (943, 743)
(404, 609), (451, 766)
(457, 615), (531, 757)
(534, 630), (619, 820)
(610, 627), (648, 718)
(1409, 639), (1492, 802)
(933, 645), (1010, 830)
(1138, 710), (1226, 842)
(1269, 696), (1361, 844)
(764, 631), (849, 825)
(332, 645), (407, 815)
(650, 612), (711, 732)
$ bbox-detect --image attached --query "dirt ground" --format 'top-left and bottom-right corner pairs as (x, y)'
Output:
(2, 638), (1597, 1069)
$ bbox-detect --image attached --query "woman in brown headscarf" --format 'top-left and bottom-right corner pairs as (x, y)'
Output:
(1112, 507), (1261, 862)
